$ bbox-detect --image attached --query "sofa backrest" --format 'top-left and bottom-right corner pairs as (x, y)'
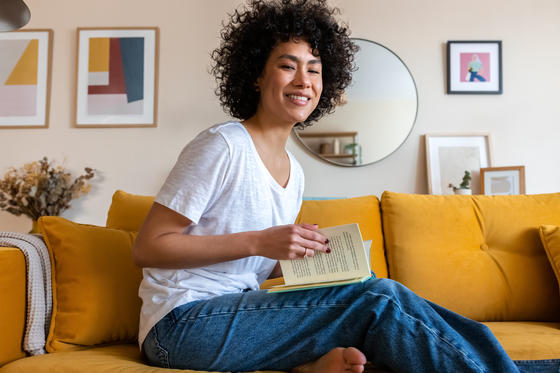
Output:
(381, 191), (560, 322)
(106, 190), (155, 231)
(295, 196), (387, 278)
(106, 191), (388, 278)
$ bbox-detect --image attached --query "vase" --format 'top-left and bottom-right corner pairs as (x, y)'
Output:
(454, 188), (472, 195)
(29, 219), (40, 234)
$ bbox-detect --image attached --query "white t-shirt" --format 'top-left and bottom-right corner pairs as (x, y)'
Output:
(138, 121), (304, 346)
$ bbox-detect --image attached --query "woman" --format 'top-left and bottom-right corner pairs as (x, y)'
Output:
(468, 54), (487, 82)
(134, 1), (556, 372)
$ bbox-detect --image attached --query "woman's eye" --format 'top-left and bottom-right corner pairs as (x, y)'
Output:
(309, 69), (320, 74)
(281, 65), (295, 70)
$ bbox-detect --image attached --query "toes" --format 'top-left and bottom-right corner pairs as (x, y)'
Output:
(346, 364), (365, 373)
(343, 347), (367, 365)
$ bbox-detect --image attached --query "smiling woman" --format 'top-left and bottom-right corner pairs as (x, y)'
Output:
(131, 1), (552, 373)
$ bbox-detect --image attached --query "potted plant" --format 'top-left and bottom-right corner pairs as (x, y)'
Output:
(448, 170), (472, 195)
(343, 142), (362, 165)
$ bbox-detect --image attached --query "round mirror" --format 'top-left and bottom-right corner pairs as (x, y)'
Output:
(294, 38), (418, 167)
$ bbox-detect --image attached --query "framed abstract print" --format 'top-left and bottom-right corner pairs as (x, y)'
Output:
(75, 27), (159, 128)
(0, 29), (53, 129)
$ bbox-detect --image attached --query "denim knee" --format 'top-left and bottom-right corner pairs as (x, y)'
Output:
(363, 278), (409, 302)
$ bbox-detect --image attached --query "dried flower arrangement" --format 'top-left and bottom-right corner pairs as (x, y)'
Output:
(0, 157), (95, 221)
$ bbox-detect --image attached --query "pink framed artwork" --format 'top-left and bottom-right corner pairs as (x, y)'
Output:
(447, 40), (502, 94)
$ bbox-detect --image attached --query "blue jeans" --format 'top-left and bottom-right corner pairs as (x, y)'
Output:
(470, 71), (487, 82)
(143, 278), (560, 372)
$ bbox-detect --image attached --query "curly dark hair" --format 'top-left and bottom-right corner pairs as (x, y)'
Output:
(211, 0), (358, 127)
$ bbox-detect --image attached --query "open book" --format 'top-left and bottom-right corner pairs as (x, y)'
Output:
(267, 223), (372, 293)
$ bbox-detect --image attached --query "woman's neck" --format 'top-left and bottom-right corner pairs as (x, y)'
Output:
(242, 115), (293, 188)
(242, 114), (294, 155)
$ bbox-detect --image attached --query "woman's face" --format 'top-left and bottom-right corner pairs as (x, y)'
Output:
(255, 39), (323, 126)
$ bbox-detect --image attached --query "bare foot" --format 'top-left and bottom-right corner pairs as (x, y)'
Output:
(291, 347), (367, 373)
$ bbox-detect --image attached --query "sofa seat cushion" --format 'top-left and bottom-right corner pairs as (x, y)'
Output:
(484, 322), (560, 360)
(381, 192), (560, 322)
(0, 344), (283, 373)
(1, 328), (557, 372)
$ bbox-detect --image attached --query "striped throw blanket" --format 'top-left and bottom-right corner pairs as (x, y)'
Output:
(0, 232), (52, 355)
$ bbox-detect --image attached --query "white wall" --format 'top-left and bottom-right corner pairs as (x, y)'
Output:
(1, 0), (559, 232)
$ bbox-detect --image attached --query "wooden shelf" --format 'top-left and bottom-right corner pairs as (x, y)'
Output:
(319, 153), (355, 159)
(298, 131), (358, 138)
(296, 131), (358, 164)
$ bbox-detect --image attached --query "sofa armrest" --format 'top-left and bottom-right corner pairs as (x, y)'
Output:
(0, 247), (27, 366)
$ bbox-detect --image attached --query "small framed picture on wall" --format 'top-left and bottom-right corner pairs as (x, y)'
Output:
(447, 40), (502, 94)
(75, 27), (159, 128)
(480, 166), (526, 195)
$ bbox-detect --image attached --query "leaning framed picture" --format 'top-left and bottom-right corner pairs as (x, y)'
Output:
(480, 166), (526, 195)
(75, 27), (159, 128)
(447, 40), (502, 94)
(425, 133), (493, 195)
(0, 29), (53, 129)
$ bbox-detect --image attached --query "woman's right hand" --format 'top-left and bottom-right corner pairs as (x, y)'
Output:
(255, 223), (330, 260)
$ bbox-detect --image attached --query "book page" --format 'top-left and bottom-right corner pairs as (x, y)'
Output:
(280, 223), (370, 286)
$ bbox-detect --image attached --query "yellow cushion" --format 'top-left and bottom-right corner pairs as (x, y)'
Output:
(381, 192), (560, 322)
(540, 225), (560, 290)
(38, 216), (142, 352)
(104, 191), (388, 277)
(295, 196), (387, 278)
(0, 343), (282, 373)
(0, 247), (27, 366)
(106, 190), (154, 231)
(483, 322), (560, 361)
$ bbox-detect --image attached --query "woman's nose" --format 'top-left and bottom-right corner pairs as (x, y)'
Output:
(293, 70), (311, 88)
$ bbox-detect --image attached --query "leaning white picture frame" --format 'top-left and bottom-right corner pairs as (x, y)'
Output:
(425, 133), (493, 195)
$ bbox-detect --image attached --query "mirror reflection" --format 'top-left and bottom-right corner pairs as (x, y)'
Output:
(294, 38), (418, 167)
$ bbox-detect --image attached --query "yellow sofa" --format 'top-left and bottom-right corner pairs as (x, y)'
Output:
(2, 190), (560, 372)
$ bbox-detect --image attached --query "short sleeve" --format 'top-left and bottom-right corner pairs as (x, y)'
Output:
(155, 129), (231, 224)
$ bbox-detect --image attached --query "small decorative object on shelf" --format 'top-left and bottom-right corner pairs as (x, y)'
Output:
(344, 143), (362, 165)
(297, 131), (359, 165)
(0, 157), (96, 232)
(448, 170), (472, 195)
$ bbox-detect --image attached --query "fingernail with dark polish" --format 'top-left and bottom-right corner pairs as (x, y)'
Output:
(325, 239), (329, 244)
(326, 248), (331, 253)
